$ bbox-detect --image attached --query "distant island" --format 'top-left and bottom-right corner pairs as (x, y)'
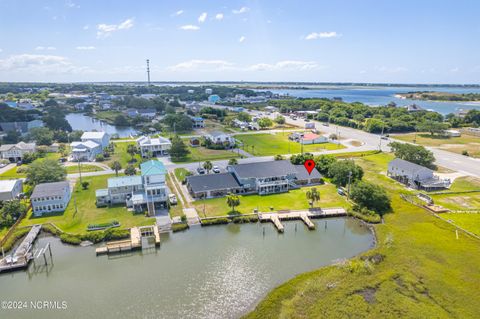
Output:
(396, 91), (480, 102)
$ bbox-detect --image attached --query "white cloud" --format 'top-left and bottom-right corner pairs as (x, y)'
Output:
(76, 46), (96, 50)
(65, 0), (80, 9)
(174, 10), (184, 16)
(179, 25), (200, 31)
(215, 13), (224, 20)
(305, 31), (340, 40)
(0, 54), (90, 74)
(248, 60), (319, 71)
(198, 12), (207, 23)
(97, 18), (134, 38)
(238, 36), (246, 43)
(167, 59), (234, 71)
(232, 7), (249, 14)
(35, 46), (56, 51)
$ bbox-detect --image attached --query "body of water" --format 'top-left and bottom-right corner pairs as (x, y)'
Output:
(265, 86), (480, 115)
(0, 219), (373, 319)
(66, 113), (137, 138)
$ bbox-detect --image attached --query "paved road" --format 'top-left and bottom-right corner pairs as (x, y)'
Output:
(0, 163), (15, 175)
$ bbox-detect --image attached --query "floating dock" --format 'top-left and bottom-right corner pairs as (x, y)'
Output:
(0, 224), (42, 272)
(259, 208), (346, 233)
(96, 225), (160, 256)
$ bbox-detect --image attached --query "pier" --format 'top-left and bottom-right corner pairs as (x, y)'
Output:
(96, 225), (161, 255)
(259, 208), (347, 233)
(0, 224), (42, 272)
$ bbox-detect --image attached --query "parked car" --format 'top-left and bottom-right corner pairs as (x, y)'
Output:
(337, 188), (346, 196)
(197, 167), (205, 174)
(58, 157), (67, 163)
(212, 166), (221, 173)
(323, 122), (329, 126)
(0, 163), (6, 168)
(381, 136), (389, 140)
(168, 194), (177, 205)
(16, 161), (22, 166)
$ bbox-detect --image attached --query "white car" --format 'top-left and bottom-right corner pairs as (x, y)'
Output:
(168, 194), (177, 205)
(212, 166), (221, 173)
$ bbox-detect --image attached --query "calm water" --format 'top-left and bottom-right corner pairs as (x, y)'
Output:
(0, 219), (373, 319)
(266, 86), (480, 115)
(66, 113), (137, 138)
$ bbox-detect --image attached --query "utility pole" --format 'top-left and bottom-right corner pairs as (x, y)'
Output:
(379, 123), (385, 151)
(347, 170), (352, 200)
(146, 59), (151, 87)
(77, 160), (82, 184)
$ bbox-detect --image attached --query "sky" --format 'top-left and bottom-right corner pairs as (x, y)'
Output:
(0, 0), (479, 84)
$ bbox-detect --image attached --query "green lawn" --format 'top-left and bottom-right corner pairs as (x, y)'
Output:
(235, 133), (344, 156)
(173, 145), (241, 163)
(19, 174), (155, 234)
(174, 168), (190, 182)
(392, 132), (480, 158)
(193, 183), (347, 217)
(65, 164), (104, 174)
(429, 177), (480, 211)
(108, 141), (142, 167)
(0, 165), (26, 180)
(442, 213), (480, 236)
(246, 152), (480, 319)
(166, 174), (184, 218)
(92, 110), (124, 124)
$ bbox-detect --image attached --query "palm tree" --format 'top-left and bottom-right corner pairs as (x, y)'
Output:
(306, 187), (320, 208)
(110, 161), (122, 177)
(127, 144), (137, 162)
(226, 193), (240, 213)
(203, 160), (213, 174)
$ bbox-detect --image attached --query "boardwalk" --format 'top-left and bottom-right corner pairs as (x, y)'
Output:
(259, 208), (346, 232)
(0, 224), (42, 272)
(96, 225), (160, 255)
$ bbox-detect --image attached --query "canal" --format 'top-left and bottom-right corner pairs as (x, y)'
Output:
(65, 113), (137, 138)
(0, 219), (374, 319)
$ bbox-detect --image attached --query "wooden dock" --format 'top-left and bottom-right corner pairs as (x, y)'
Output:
(0, 224), (42, 272)
(96, 225), (160, 256)
(259, 208), (346, 233)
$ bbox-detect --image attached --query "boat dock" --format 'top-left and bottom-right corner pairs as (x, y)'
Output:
(0, 224), (42, 272)
(96, 225), (161, 255)
(259, 208), (346, 233)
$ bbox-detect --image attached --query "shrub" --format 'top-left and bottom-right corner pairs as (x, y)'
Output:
(95, 154), (105, 162)
(347, 208), (381, 224)
(462, 150), (470, 156)
(0, 227), (31, 252)
(60, 233), (82, 245)
(201, 218), (230, 226)
(172, 223), (189, 232)
(232, 215), (259, 223)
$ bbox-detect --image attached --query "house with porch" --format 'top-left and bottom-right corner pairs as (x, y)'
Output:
(95, 160), (169, 215)
(0, 142), (37, 162)
(30, 181), (71, 216)
(204, 131), (235, 148)
(136, 136), (172, 157)
(387, 158), (450, 190)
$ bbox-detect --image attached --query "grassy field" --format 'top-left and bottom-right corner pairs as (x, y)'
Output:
(428, 177), (480, 211)
(392, 132), (480, 158)
(235, 133), (344, 156)
(174, 168), (190, 182)
(108, 141), (142, 167)
(65, 164), (104, 174)
(173, 144), (241, 163)
(92, 110), (125, 124)
(246, 152), (480, 318)
(0, 153), (62, 180)
(165, 174), (184, 218)
(19, 174), (155, 234)
(193, 183), (347, 217)
(442, 213), (480, 236)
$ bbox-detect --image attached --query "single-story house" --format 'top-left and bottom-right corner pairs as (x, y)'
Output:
(30, 181), (71, 216)
(387, 158), (450, 190)
(0, 142), (37, 162)
(186, 173), (243, 198)
(300, 133), (328, 144)
(0, 179), (23, 201)
(190, 137), (201, 147)
(444, 129), (461, 137)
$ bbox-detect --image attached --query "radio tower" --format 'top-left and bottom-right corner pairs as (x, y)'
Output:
(146, 59), (151, 86)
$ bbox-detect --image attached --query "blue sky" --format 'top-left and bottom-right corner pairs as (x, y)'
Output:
(0, 0), (479, 83)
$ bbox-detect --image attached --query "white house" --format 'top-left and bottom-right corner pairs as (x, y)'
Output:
(136, 136), (172, 157)
(299, 133), (328, 145)
(30, 181), (71, 216)
(444, 129), (461, 137)
(0, 179), (23, 201)
(0, 142), (36, 162)
(190, 116), (205, 128)
(387, 158), (450, 190)
(204, 131), (235, 146)
(70, 140), (102, 161)
(81, 131), (110, 148)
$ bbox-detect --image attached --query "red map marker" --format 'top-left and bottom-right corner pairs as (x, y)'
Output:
(304, 159), (315, 175)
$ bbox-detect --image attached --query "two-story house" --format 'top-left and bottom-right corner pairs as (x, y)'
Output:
(0, 179), (23, 201)
(30, 181), (71, 216)
(204, 131), (235, 147)
(95, 160), (168, 215)
(136, 136), (172, 157)
(70, 131), (110, 161)
(0, 142), (37, 162)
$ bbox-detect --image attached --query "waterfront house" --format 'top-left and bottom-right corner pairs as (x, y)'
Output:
(186, 160), (322, 198)
(95, 160), (168, 215)
(136, 136), (172, 157)
(30, 181), (71, 216)
(0, 179), (23, 201)
(70, 140), (102, 161)
(387, 158), (450, 190)
(0, 142), (37, 162)
(81, 131), (111, 148)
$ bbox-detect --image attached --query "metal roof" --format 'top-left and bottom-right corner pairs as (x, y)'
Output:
(107, 175), (142, 188)
(0, 179), (21, 193)
(186, 173), (241, 193)
(140, 160), (166, 176)
(230, 160), (297, 179)
(388, 158), (433, 175)
(81, 131), (109, 140)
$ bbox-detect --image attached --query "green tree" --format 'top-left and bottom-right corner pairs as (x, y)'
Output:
(43, 107), (72, 131)
(26, 159), (66, 185)
(258, 117), (273, 129)
(169, 135), (190, 161)
(228, 158), (238, 165)
(203, 160), (213, 174)
(237, 112), (252, 122)
(126, 144), (137, 162)
(28, 127), (54, 145)
(306, 187), (320, 208)
(389, 142), (436, 169)
(110, 161), (122, 176)
(274, 115), (285, 124)
(114, 114), (130, 126)
(415, 120), (450, 136)
(274, 154), (284, 161)
(1, 200), (26, 227)
(81, 181), (90, 190)
(328, 160), (363, 187)
(3, 130), (21, 144)
(314, 155), (337, 174)
(124, 165), (136, 176)
(350, 181), (391, 215)
(226, 193), (240, 213)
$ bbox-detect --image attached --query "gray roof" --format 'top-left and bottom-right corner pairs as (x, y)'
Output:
(186, 173), (240, 193)
(293, 165), (322, 180)
(31, 181), (70, 199)
(231, 160), (297, 179)
(388, 158), (433, 175)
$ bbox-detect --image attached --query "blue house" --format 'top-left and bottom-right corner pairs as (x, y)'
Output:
(208, 94), (221, 104)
